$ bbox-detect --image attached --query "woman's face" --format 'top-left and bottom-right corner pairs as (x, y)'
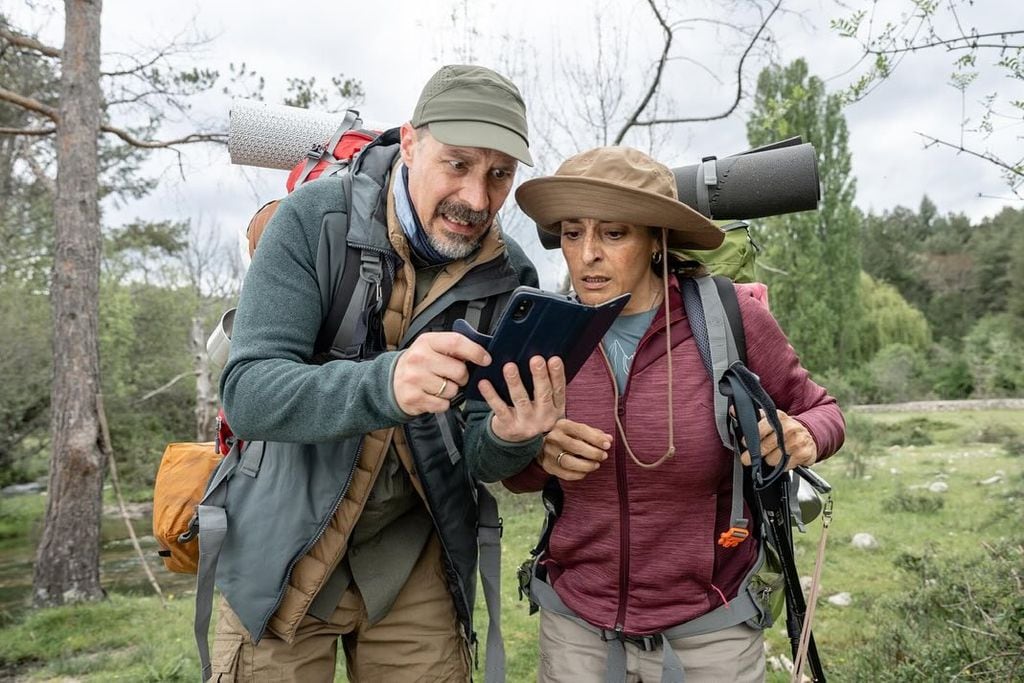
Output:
(560, 218), (662, 315)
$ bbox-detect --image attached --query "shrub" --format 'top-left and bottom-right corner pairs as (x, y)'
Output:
(865, 344), (933, 403)
(879, 417), (954, 447)
(882, 489), (944, 514)
(839, 541), (1024, 681)
(963, 314), (1024, 396)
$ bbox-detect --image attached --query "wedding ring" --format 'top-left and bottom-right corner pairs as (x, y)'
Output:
(556, 451), (569, 468)
(432, 378), (449, 398)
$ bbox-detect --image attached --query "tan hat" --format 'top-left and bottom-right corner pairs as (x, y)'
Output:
(516, 146), (723, 249)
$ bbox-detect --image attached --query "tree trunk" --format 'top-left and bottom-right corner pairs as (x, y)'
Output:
(191, 315), (217, 441)
(32, 0), (105, 607)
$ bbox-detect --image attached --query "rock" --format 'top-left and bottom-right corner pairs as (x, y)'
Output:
(1, 482), (42, 496)
(978, 475), (1002, 486)
(928, 481), (949, 493)
(767, 654), (793, 673)
(828, 592), (853, 607)
(851, 532), (878, 550)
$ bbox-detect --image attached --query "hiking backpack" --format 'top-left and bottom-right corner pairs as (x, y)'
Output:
(517, 272), (833, 682)
(151, 116), (512, 682)
(152, 111), (384, 574)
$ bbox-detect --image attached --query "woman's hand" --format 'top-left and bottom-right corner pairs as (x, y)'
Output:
(537, 418), (613, 481)
(740, 409), (818, 471)
(481, 356), (566, 443)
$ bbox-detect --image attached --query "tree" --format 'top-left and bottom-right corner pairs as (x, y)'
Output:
(854, 272), (932, 363)
(31, 0), (106, 606)
(0, 2), (226, 607)
(2, 5), (367, 606)
(833, 0), (1023, 194)
(746, 58), (862, 374)
(436, 0), (788, 287)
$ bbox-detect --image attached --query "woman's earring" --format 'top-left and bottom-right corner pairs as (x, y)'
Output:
(651, 251), (663, 265)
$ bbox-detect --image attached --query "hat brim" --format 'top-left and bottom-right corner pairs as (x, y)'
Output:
(516, 176), (724, 249)
(429, 120), (534, 166)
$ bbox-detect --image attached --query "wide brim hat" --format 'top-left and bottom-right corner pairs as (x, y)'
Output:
(516, 146), (723, 249)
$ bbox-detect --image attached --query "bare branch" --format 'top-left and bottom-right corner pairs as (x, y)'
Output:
(623, 0), (782, 132)
(101, 125), (227, 148)
(917, 132), (1024, 182)
(134, 372), (190, 404)
(613, 0), (673, 144)
(23, 153), (56, 195)
(0, 86), (226, 148)
(0, 26), (61, 58)
(866, 31), (1024, 57)
(0, 126), (56, 136)
(0, 86), (59, 121)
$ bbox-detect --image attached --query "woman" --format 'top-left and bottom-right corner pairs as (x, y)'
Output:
(464, 146), (845, 682)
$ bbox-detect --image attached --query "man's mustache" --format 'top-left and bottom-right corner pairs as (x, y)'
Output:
(436, 200), (491, 227)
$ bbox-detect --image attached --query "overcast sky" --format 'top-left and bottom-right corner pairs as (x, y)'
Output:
(5, 0), (1022, 288)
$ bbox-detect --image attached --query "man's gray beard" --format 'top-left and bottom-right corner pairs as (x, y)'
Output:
(429, 229), (482, 260)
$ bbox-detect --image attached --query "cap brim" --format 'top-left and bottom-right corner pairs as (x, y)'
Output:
(428, 120), (533, 166)
(516, 176), (724, 249)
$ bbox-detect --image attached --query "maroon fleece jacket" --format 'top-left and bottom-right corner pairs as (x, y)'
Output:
(504, 280), (845, 635)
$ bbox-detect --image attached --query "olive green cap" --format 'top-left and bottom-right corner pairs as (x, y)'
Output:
(411, 64), (533, 166)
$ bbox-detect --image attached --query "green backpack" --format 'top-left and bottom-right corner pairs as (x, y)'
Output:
(671, 220), (760, 283)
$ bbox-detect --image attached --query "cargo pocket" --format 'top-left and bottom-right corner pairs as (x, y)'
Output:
(211, 634), (244, 681)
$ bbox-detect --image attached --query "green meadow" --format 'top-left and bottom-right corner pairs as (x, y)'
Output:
(0, 407), (1020, 681)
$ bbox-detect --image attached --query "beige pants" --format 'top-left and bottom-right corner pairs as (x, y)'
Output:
(210, 534), (471, 682)
(538, 608), (765, 683)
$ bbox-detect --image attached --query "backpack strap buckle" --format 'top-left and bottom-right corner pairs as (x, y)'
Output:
(600, 628), (658, 652)
(718, 523), (750, 548)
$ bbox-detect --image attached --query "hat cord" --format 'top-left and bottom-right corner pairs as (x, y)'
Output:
(607, 228), (676, 469)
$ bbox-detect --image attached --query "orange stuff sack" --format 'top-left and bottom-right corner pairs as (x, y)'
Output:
(152, 442), (222, 573)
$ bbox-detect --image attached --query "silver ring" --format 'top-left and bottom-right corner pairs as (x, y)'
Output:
(556, 451), (569, 468)
(432, 378), (449, 398)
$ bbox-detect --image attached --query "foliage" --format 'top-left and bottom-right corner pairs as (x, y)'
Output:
(840, 539), (1024, 681)
(746, 59), (862, 374)
(2, 408), (1022, 681)
(832, 0), (1023, 194)
(0, 283), (51, 486)
(864, 202), (1024, 345)
(865, 344), (934, 403)
(854, 272), (931, 364)
(875, 416), (954, 447)
(963, 314), (1024, 396)
(881, 489), (945, 514)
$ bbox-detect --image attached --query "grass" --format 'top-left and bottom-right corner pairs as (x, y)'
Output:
(0, 408), (1020, 681)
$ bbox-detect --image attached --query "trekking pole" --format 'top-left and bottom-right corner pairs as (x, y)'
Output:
(792, 496), (832, 683)
(97, 393), (167, 607)
(763, 481), (826, 682)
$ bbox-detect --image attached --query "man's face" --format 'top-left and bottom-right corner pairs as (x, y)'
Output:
(399, 124), (518, 259)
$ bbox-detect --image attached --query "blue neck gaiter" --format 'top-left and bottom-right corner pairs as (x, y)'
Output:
(393, 164), (448, 266)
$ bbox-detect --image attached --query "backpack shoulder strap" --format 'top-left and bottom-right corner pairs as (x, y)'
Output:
(680, 275), (742, 447)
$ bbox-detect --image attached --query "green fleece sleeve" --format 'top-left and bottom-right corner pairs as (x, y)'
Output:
(462, 399), (543, 482)
(219, 179), (409, 443)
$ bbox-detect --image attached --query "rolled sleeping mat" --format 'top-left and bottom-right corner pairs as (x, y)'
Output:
(535, 138), (821, 250)
(228, 99), (390, 170)
(673, 140), (821, 221)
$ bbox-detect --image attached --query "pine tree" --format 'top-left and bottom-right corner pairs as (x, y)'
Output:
(746, 59), (862, 373)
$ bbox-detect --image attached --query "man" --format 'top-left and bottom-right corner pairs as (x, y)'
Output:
(211, 65), (562, 681)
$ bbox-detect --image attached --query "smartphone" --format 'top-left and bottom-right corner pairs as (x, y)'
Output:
(455, 287), (631, 404)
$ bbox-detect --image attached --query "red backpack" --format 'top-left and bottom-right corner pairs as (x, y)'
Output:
(154, 112), (384, 571)
(247, 112), (381, 256)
